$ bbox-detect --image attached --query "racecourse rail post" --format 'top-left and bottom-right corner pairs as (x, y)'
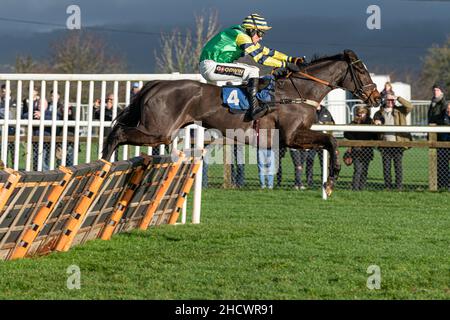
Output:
(192, 125), (204, 224)
(428, 125), (438, 191)
(322, 149), (329, 200)
(181, 126), (191, 224)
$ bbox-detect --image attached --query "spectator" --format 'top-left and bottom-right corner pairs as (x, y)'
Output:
(0, 84), (17, 164)
(231, 143), (245, 188)
(22, 87), (42, 118)
(276, 147), (307, 190)
(48, 90), (64, 167)
(131, 82), (140, 101)
(92, 98), (101, 114)
(202, 152), (209, 188)
(94, 96), (114, 148)
(94, 97), (114, 122)
(436, 101), (450, 190)
(99, 95), (117, 160)
(428, 83), (447, 125)
(48, 90), (63, 120)
(200, 130), (221, 188)
(344, 106), (378, 190)
(57, 100), (76, 167)
(374, 93), (414, 190)
(104, 97), (114, 122)
(22, 88), (58, 171)
(257, 147), (275, 189)
(305, 104), (335, 187)
(380, 81), (394, 102)
(0, 83), (17, 118)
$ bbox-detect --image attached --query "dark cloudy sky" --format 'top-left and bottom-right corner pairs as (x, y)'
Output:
(0, 0), (449, 73)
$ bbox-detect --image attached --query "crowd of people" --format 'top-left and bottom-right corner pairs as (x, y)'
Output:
(343, 82), (449, 191)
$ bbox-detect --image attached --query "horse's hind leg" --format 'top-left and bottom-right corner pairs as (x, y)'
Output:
(102, 125), (169, 161)
(287, 129), (340, 195)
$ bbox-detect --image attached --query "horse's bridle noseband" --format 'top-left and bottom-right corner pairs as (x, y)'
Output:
(347, 59), (377, 103)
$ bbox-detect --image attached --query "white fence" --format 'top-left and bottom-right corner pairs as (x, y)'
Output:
(0, 73), (206, 224)
(0, 73), (205, 171)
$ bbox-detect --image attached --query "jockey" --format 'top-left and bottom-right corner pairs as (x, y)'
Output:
(199, 13), (304, 120)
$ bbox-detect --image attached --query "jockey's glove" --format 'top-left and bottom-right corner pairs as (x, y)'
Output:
(288, 56), (306, 64)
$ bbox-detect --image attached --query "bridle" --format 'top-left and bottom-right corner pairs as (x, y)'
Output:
(346, 58), (377, 103)
(286, 56), (377, 105)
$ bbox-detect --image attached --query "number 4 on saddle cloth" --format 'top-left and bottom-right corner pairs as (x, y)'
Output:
(221, 75), (276, 113)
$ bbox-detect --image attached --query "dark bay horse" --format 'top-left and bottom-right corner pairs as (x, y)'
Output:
(102, 49), (381, 195)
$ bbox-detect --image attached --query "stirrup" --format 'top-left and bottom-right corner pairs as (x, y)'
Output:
(251, 104), (269, 120)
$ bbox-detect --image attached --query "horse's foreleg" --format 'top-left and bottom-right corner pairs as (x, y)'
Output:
(287, 129), (340, 195)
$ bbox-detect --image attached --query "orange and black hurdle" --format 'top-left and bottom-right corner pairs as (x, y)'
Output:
(55, 159), (113, 252)
(0, 149), (204, 261)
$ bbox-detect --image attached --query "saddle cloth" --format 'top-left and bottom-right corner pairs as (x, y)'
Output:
(221, 75), (275, 112)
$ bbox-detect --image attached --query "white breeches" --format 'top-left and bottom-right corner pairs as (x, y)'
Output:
(199, 60), (260, 83)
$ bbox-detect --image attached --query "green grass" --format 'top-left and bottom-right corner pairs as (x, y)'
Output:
(0, 189), (449, 299)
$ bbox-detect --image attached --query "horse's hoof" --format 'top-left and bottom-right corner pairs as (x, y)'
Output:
(323, 180), (334, 197)
(325, 184), (333, 197)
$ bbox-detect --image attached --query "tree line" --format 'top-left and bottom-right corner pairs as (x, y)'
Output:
(10, 9), (450, 100)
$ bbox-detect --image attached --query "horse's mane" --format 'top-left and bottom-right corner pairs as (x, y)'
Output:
(273, 52), (349, 81)
(308, 53), (345, 65)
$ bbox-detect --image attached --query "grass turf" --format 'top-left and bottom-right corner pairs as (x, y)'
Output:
(0, 188), (449, 299)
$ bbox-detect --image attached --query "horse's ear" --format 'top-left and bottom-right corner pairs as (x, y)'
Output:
(343, 49), (357, 61)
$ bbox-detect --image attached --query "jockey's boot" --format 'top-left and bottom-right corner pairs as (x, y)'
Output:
(247, 77), (269, 120)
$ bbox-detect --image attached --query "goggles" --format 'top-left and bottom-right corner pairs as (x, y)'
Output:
(256, 30), (265, 37)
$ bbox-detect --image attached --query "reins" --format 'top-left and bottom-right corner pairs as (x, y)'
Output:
(267, 70), (337, 108)
(290, 71), (336, 88)
(275, 57), (377, 106)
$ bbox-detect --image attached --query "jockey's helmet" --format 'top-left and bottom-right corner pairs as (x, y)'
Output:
(242, 13), (272, 36)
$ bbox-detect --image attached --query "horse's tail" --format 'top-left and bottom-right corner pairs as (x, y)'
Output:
(112, 80), (160, 128)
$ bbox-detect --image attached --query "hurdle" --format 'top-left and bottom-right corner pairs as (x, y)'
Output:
(100, 155), (152, 240)
(54, 159), (113, 252)
(0, 123), (205, 261)
(0, 169), (64, 260)
(0, 149), (203, 261)
(10, 167), (74, 260)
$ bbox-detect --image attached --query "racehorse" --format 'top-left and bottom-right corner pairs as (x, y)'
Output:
(102, 49), (381, 195)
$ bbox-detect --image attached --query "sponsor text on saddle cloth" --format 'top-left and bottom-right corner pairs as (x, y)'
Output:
(222, 75), (275, 113)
